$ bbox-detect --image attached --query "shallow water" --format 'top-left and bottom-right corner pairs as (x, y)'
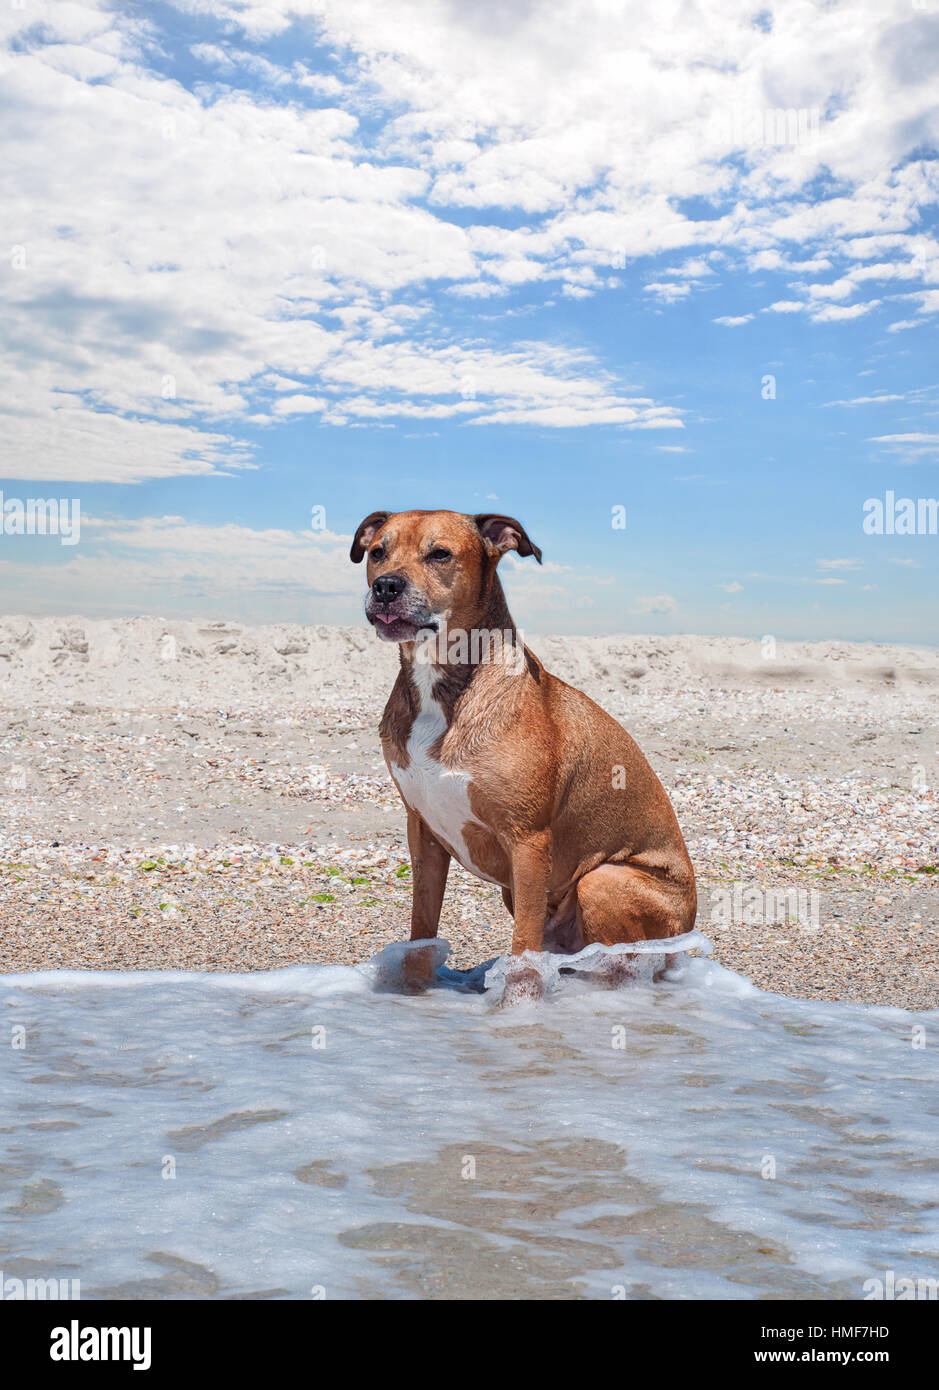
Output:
(1, 951), (937, 1300)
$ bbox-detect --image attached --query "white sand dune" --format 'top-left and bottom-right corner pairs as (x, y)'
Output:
(1, 615), (936, 708)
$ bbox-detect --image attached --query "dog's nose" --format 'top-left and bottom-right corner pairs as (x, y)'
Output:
(372, 574), (406, 605)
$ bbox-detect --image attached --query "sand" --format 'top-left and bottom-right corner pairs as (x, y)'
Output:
(0, 614), (936, 1008)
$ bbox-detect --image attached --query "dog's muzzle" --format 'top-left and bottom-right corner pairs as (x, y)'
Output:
(366, 575), (439, 642)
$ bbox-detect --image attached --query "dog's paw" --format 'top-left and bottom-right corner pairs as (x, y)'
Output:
(398, 943), (440, 994)
(497, 965), (546, 1008)
(594, 955), (640, 989)
(371, 938), (449, 994)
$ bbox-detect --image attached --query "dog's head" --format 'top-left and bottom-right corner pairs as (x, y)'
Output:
(350, 508), (541, 643)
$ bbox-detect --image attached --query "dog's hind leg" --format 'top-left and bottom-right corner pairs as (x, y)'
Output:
(575, 859), (696, 949)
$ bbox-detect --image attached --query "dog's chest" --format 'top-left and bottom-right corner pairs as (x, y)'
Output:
(388, 669), (498, 883)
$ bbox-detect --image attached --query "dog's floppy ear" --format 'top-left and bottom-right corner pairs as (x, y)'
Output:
(474, 513), (542, 564)
(350, 510), (391, 563)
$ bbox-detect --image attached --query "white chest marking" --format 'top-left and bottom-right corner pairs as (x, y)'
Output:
(390, 662), (498, 883)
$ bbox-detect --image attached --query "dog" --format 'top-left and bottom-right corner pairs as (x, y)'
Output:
(351, 508), (697, 1002)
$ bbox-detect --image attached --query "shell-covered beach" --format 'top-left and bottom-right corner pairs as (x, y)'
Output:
(2, 616), (936, 1009)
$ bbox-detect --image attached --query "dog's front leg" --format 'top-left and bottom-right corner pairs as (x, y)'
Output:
(501, 833), (551, 1005)
(407, 808), (451, 940)
(400, 808), (451, 992)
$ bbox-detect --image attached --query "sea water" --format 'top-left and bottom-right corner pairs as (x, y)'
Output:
(1, 945), (937, 1300)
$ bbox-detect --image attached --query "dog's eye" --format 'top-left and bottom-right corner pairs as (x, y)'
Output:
(427, 548), (452, 562)
(370, 546), (385, 561)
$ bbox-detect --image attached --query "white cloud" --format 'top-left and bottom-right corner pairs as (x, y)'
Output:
(643, 282), (692, 304)
(271, 394), (330, 416)
(630, 594), (677, 615)
(867, 431), (939, 461)
(811, 301), (879, 322)
(0, 514), (360, 619)
(713, 314), (753, 326)
(469, 404), (683, 429)
(2, 0), (939, 485)
(870, 433), (939, 444)
(84, 515), (354, 588)
(1, 392), (256, 484)
(805, 277), (856, 301)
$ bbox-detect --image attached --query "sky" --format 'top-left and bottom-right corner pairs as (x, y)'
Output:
(0, 0), (937, 642)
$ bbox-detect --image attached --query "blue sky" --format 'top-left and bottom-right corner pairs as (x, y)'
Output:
(1, 0), (937, 641)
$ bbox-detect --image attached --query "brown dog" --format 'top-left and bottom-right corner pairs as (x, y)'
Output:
(351, 508), (697, 1001)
